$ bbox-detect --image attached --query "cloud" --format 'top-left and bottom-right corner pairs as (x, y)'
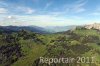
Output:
(72, 5), (85, 13)
(28, 15), (74, 26)
(44, 2), (52, 10)
(0, 0), (36, 14)
(71, 16), (82, 19)
(72, 0), (87, 13)
(75, 0), (86, 4)
(63, 0), (87, 13)
(0, 8), (8, 14)
(62, 0), (87, 14)
(48, 11), (66, 16)
(17, 6), (36, 14)
(7, 16), (12, 19)
(0, 14), (76, 26)
(90, 12), (100, 16)
(5, 15), (16, 22)
(7, 15), (16, 20)
(26, 8), (36, 14)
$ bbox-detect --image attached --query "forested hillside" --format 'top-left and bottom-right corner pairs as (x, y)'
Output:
(0, 27), (100, 66)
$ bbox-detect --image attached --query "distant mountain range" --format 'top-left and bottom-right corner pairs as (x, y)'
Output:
(0, 25), (77, 34)
(0, 26), (48, 34)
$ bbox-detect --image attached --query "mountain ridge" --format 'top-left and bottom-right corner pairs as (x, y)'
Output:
(0, 26), (48, 34)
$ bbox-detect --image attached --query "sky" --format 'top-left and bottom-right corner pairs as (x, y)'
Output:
(0, 0), (100, 26)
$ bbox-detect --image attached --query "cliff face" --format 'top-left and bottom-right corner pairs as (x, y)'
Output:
(85, 23), (100, 30)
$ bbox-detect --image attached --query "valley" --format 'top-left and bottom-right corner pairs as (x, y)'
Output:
(0, 25), (100, 66)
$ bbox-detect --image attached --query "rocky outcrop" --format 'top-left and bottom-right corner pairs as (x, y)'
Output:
(85, 23), (100, 30)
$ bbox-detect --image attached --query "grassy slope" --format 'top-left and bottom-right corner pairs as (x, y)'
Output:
(11, 34), (61, 66)
(73, 29), (100, 37)
(43, 29), (100, 66)
(73, 29), (100, 66)
(1, 29), (100, 66)
(11, 34), (48, 66)
(12, 44), (46, 66)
